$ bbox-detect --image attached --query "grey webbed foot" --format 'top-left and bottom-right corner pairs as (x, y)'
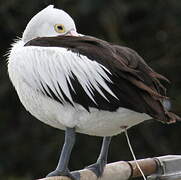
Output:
(46, 169), (80, 180)
(85, 136), (111, 177)
(46, 127), (78, 180)
(86, 160), (106, 177)
(71, 170), (81, 180)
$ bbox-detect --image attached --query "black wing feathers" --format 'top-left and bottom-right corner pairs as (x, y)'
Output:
(25, 35), (181, 123)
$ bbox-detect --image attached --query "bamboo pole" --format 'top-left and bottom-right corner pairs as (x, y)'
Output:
(37, 158), (157, 180)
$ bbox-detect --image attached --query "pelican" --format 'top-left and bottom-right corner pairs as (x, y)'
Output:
(8, 5), (180, 180)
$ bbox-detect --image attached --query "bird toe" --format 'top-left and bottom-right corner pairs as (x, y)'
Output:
(46, 169), (80, 180)
(85, 161), (106, 177)
(70, 171), (80, 180)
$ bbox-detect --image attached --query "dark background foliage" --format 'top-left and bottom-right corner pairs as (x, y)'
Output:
(0, 0), (181, 179)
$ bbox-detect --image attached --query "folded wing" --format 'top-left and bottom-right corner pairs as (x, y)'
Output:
(24, 35), (181, 123)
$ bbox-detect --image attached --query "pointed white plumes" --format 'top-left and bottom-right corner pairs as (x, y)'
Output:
(11, 45), (116, 106)
(22, 5), (76, 43)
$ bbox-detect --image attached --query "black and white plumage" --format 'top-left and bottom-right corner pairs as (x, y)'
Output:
(8, 5), (180, 179)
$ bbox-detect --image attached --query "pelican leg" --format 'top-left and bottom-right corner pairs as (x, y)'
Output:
(86, 136), (112, 177)
(47, 127), (80, 180)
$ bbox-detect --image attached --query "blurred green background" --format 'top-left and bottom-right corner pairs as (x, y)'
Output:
(0, 0), (181, 179)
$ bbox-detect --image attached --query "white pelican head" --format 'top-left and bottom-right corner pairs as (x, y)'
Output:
(22, 5), (78, 43)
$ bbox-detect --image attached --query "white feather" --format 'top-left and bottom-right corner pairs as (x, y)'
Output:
(22, 5), (76, 43)
(8, 39), (151, 136)
(9, 40), (118, 106)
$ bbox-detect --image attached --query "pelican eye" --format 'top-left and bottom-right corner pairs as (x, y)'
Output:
(54, 24), (66, 33)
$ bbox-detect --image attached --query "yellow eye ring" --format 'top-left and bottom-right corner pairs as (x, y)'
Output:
(54, 24), (66, 33)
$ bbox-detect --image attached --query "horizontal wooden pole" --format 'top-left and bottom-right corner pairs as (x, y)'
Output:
(37, 158), (157, 180)
(128, 158), (157, 177)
